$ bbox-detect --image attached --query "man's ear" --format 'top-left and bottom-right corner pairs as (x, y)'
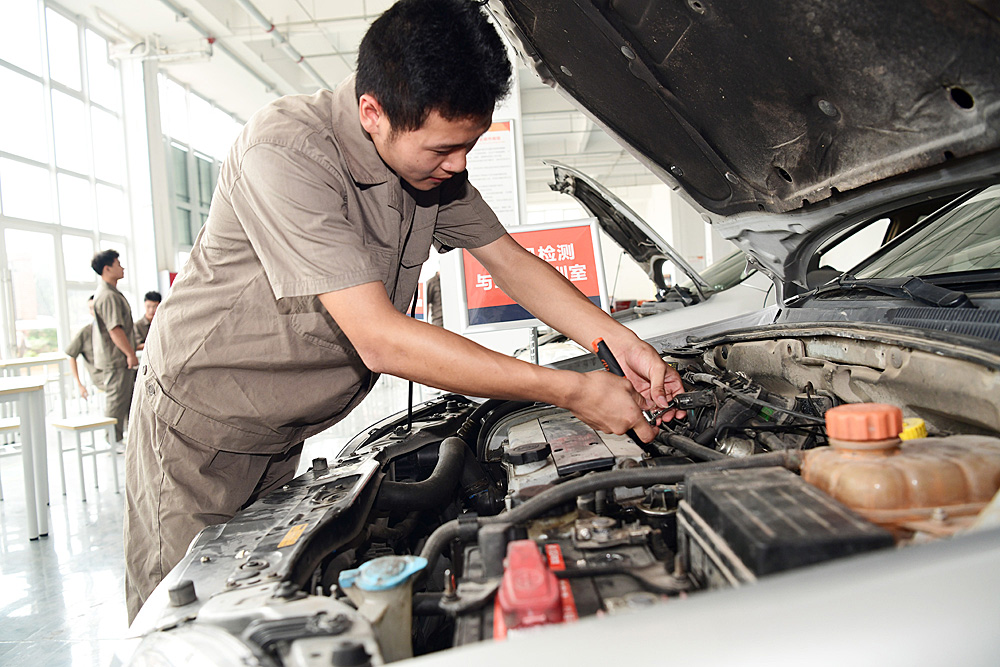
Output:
(358, 94), (386, 137)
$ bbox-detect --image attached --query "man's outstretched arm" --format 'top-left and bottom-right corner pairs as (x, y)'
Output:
(319, 281), (662, 442)
(470, 233), (685, 421)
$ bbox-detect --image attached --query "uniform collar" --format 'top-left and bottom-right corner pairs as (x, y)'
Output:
(331, 75), (391, 187)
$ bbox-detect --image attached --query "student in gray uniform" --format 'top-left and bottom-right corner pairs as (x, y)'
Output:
(124, 0), (686, 624)
(133, 290), (161, 350)
(65, 295), (105, 399)
(91, 249), (138, 445)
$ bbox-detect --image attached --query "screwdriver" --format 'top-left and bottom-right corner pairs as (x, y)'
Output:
(591, 338), (660, 453)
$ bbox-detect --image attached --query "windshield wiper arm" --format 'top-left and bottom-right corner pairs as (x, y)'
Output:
(798, 275), (976, 308)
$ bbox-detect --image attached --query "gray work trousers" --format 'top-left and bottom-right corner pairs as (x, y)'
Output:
(104, 365), (137, 442)
(123, 383), (302, 625)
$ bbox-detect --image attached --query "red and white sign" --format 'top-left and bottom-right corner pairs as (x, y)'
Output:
(460, 219), (608, 332)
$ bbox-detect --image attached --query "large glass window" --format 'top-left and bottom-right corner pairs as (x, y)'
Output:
(51, 89), (90, 174)
(170, 143), (190, 202)
(162, 78), (190, 144)
(86, 30), (120, 112)
(196, 154), (216, 208)
(173, 207), (193, 247)
(96, 184), (128, 235)
(0, 2), (131, 360)
(0, 158), (54, 222)
(159, 75), (240, 266)
(92, 107), (125, 184)
(0, 69), (48, 162)
(62, 234), (96, 283)
(57, 173), (96, 230)
(0, 0), (43, 76)
(45, 7), (81, 91)
(65, 286), (95, 336)
(5, 229), (58, 356)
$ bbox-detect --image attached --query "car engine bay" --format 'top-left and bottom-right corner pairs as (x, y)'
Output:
(126, 329), (1000, 666)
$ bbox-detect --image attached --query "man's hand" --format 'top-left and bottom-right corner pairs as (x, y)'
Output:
(564, 370), (660, 442)
(319, 283), (666, 442)
(76, 381), (89, 399)
(610, 336), (686, 424)
(470, 235), (686, 434)
(108, 326), (139, 369)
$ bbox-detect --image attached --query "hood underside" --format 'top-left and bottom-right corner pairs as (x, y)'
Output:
(491, 0), (1000, 217)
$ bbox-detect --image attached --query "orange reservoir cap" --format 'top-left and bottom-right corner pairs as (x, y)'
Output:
(825, 403), (903, 442)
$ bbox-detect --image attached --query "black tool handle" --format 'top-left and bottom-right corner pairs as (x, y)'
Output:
(592, 338), (626, 377)
(591, 338), (655, 451)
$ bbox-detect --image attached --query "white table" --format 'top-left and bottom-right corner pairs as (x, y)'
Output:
(0, 352), (69, 419)
(0, 377), (49, 539)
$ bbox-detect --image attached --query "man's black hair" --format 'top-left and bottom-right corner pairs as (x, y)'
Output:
(144, 291), (162, 303)
(356, 0), (512, 133)
(91, 249), (120, 276)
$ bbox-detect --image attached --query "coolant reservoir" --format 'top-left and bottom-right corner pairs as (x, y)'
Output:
(802, 403), (1000, 535)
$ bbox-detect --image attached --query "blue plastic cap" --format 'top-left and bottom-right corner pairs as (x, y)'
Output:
(338, 555), (428, 592)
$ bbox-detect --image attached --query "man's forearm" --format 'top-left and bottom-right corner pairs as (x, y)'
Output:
(108, 326), (137, 360)
(318, 283), (659, 440)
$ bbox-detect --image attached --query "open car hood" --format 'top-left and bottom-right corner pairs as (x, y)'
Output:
(489, 0), (1000, 290)
(548, 161), (711, 300)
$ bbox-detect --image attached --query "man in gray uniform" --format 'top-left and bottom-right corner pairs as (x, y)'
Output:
(65, 295), (105, 399)
(125, 0), (685, 623)
(91, 249), (138, 444)
(133, 290), (160, 350)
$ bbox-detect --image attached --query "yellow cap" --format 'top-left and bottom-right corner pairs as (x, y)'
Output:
(899, 417), (927, 440)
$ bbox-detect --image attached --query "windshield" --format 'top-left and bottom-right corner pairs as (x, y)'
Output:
(679, 249), (753, 292)
(856, 186), (1000, 280)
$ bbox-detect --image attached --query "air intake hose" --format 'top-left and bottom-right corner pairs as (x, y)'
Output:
(376, 437), (467, 511)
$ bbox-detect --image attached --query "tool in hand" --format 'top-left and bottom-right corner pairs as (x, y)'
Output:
(591, 338), (662, 454)
(592, 337), (676, 426)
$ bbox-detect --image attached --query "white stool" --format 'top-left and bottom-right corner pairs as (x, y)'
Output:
(51, 415), (119, 501)
(0, 417), (22, 501)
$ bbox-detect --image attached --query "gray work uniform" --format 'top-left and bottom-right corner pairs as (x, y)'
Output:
(124, 75), (505, 623)
(64, 323), (105, 388)
(134, 316), (151, 346)
(93, 279), (137, 442)
(426, 272), (444, 327)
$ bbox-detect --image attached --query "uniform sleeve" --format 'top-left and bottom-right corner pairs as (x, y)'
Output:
(64, 327), (84, 358)
(230, 143), (382, 300)
(95, 292), (130, 331)
(134, 318), (148, 345)
(432, 172), (506, 251)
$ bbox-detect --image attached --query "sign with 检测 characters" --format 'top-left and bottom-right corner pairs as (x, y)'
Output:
(459, 219), (609, 332)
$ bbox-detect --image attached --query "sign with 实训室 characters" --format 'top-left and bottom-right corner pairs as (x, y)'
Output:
(459, 219), (608, 333)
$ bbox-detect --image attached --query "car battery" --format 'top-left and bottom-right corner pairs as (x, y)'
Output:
(678, 467), (894, 589)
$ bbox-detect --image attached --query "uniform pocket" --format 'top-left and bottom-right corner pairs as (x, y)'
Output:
(280, 294), (356, 352)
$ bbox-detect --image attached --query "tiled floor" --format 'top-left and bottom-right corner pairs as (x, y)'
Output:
(0, 375), (426, 666)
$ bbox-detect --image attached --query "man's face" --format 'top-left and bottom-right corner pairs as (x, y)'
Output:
(360, 96), (491, 191)
(144, 299), (159, 321)
(107, 257), (125, 280)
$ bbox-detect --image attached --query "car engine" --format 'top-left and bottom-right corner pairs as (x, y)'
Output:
(125, 331), (1000, 666)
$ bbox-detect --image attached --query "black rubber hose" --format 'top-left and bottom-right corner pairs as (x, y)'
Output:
(376, 438), (467, 511)
(659, 432), (728, 461)
(417, 519), (461, 578)
(368, 512), (421, 542)
(490, 450), (801, 529)
(417, 450), (802, 574)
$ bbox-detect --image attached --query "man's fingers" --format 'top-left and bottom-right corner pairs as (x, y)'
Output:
(632, 418), (658, 442)
(647, 360), (668, 407)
